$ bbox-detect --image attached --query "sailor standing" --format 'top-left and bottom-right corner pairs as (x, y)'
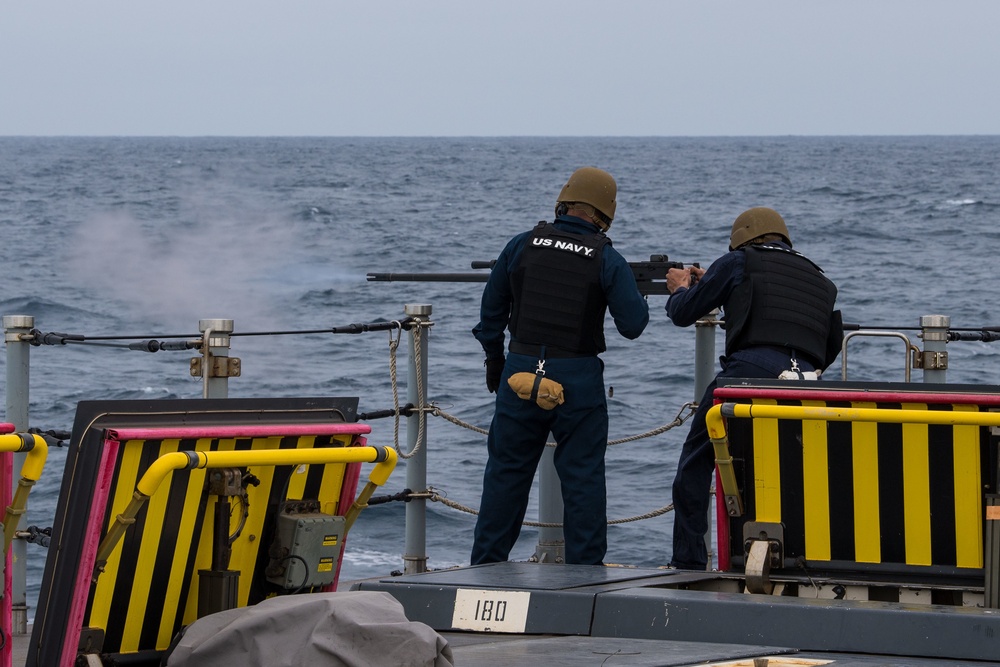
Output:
(665, 206), (843, 570)
(471, 167), (649, 566)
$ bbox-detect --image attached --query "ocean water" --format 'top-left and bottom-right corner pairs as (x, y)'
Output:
(2, 136), (1000, 614)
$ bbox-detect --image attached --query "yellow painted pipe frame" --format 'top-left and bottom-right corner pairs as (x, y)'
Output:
(93, 445), (397, 580)
(719, 402), (1000, 428)
(705, 404), (745, 516)
(705, 401), (1000, 518)
(0, 433), (49, 554)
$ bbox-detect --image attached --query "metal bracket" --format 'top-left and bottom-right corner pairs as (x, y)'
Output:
(743, 522), (784, 562)
(78, 627), (105, 654)
(711, 435), (744, 517)
(206, 468), (243, 497)
(190, 356), (242, 378)
(722, 490), (743, 517)
(913, 349), (948, 370)
(743, 522), (784, 594)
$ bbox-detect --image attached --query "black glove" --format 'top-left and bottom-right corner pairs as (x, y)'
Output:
(485, 357), (505, 393)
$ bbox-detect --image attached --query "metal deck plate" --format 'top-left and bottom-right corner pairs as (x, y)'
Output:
(446, 635), (792, 667)
(373, 561), (674, 590)
(444, 633), (1000, 667)
(356, 562), (684, 635)
(592, 587), (1000, 662)
(359, 562), (1000, 663)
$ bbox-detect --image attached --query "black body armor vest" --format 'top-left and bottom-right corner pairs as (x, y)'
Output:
(509, 222), (609, 354)
(723, 244), (838, 366)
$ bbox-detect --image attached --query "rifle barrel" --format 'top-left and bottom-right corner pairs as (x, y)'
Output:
(367, 255), (682, 296)
(366, 272), (489, 283)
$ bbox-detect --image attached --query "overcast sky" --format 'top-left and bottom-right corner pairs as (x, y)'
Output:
(3, 1), (998, 137)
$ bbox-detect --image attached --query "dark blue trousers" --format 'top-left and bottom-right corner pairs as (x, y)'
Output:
(472, 353), (608, 565)
(669, 357), (777, 570)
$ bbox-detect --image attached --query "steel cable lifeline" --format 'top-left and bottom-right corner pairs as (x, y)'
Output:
(23, 320), (1000, 348)
(20, 317), (419, 351)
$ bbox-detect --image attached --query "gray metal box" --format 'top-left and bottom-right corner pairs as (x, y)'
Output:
(267, 512), (346, 589)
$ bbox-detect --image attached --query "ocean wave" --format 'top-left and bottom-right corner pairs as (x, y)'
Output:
(0, 297), (108, 323)
(297, 204), (333, 220)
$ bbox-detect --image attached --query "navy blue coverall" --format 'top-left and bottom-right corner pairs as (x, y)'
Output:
(471, 215), (649, 565)
(665, 241), (828, 570)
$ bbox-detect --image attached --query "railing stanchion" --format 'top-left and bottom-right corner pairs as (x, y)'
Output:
(534, 446), (565, 563)
(404, 304), (431, 574)
(197, 319), (236, 399)
(920, 314), (949, 384)
(3, 314), (33, 636)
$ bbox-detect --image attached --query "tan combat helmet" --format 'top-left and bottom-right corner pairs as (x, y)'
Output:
(729, 207), (792, 250)
(556, 167), (617, 231)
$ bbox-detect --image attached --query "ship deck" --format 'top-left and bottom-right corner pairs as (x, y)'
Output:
(15, 629), (987, 667)
(354, 562), (1000, 666)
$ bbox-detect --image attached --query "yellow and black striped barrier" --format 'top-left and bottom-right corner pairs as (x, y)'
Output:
(92, 443), (396, 581)
(709, 385), (998, 578)
(27, 396), (394, 667)
(82, 429), (391, 657)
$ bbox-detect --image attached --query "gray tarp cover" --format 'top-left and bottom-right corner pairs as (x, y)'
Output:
(164, 591), (454, 667)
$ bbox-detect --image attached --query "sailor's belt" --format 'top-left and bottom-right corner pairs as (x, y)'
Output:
(508, 341), (593, 359)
